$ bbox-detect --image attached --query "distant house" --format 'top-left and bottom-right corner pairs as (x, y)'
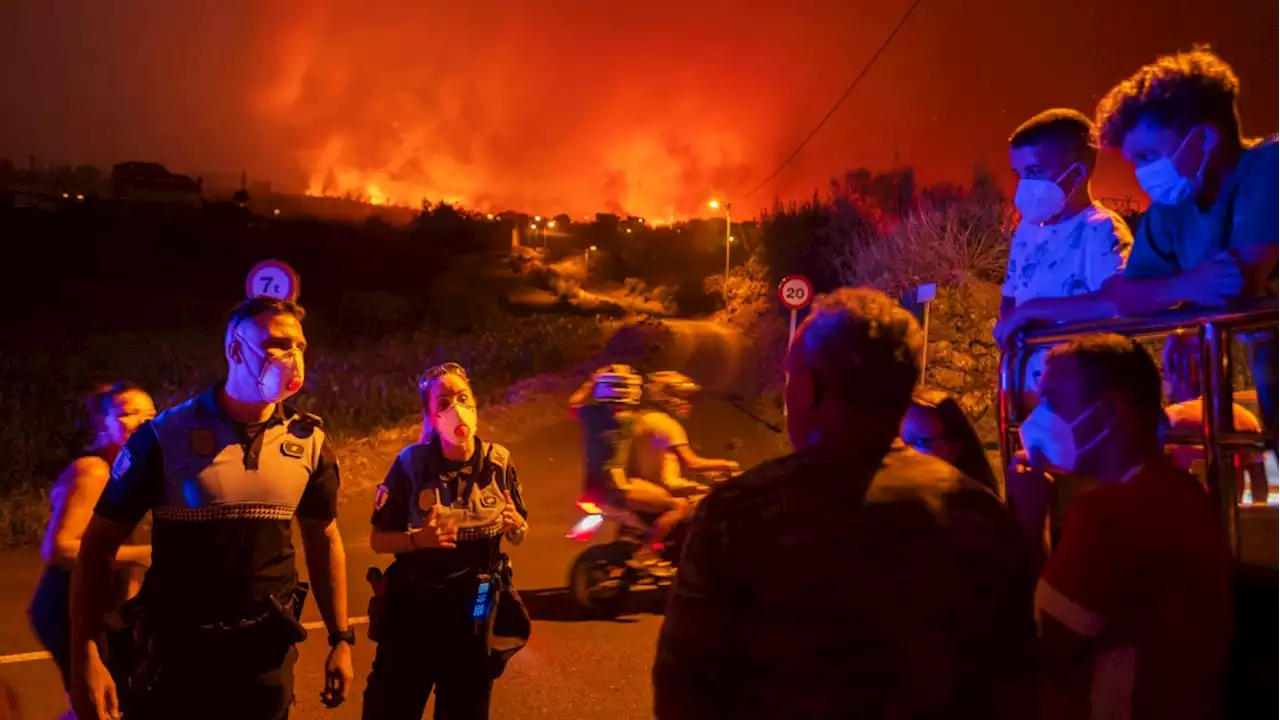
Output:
(110, 162), (202, 205)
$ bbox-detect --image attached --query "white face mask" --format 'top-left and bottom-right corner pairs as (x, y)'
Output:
(435, 402), (477, 446)
(1013, 164), (1079, 224)
(238, 333), (304, 404)
(1018, 400), (1110, 473)
(1134, 129), (1207, 206)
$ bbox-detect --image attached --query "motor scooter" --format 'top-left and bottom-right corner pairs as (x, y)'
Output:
(566, 464), (738, 616)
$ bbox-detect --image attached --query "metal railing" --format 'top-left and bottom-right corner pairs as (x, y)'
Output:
(997, 300), (1277, 561)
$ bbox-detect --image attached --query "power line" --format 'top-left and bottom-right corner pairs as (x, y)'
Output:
(741, 0), (926, 200)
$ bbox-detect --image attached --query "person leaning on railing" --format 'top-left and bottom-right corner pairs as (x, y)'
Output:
(1094, 46), (1278, 448)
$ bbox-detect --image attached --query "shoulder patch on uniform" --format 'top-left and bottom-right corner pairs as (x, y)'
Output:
(110, 446), (133, 480)
(486, 442), (511, 466)
(373, 484), (389, 511)
(281, 440), (306, 458)
(189, 428), (216, 457)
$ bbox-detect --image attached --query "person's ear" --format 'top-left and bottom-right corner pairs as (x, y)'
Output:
(227, 335), (246, 366)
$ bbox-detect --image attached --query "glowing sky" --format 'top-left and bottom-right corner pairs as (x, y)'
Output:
(1, 0), (1275, 218)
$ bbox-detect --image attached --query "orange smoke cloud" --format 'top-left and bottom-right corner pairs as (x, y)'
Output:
(248, 0), (795, 219)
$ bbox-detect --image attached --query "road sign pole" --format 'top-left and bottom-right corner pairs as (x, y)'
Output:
(779, 274), (813, 351)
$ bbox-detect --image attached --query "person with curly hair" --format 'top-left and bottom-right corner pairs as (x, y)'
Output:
(1096, 45), (1276, 310)
(1096, 45), (1277, 451)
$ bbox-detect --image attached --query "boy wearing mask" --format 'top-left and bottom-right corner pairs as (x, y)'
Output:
(996, 109), (1134, 393)
(1096, 46), (1277, 445)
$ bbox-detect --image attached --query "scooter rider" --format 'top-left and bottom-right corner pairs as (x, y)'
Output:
(626, 371), (739, 571)
(570, 364), (643, 505)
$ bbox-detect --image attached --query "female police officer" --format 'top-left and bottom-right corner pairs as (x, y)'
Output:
(364, 362), (528, 719)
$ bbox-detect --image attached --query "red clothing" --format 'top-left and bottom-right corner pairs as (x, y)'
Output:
(1036, 458), (1233, 719)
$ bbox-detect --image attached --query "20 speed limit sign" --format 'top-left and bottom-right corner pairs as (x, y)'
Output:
(778, 275), (813, 311)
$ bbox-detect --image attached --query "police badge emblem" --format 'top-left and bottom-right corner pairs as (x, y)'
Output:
(281, 440), (305, 458)
(189, 428), (216, 457)
(373, 484), (389, 511)
(480, 495), (499, 508)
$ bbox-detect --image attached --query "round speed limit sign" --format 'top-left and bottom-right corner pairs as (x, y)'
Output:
(245, 259), (301, 302)
(778, 275), (813, 311)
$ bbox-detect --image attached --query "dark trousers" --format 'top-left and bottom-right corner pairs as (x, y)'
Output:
(363, 590), (494, 720)
(1245, 330), (1277, 452)
(130, 626), (297, 720)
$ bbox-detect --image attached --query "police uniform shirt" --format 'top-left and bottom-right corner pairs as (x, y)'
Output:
(371, 436), (527, 580)
(96, 384), (340, 625)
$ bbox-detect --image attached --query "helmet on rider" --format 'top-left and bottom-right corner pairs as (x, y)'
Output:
(592, 364), (643, 405)
(644, 371), (701, 418)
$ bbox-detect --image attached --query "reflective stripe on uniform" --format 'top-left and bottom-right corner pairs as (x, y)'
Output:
(154, 502), (297, 523)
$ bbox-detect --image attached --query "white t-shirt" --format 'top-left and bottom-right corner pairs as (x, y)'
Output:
(1002, 203), (1133, 390)
(1002, 202), (1132, 305)
(629, 410), (689, 486)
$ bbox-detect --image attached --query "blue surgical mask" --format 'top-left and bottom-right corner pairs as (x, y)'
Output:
(1134, 129), (1208, 206)
(1014, 164), (1079, 224)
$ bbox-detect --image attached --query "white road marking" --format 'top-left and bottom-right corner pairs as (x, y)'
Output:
(0, 617), (369, 665)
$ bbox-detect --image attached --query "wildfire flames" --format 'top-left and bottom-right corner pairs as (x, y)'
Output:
(251, 0), (819, 219)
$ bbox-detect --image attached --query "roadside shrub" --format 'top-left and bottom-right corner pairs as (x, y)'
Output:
(831, 200), (1010, 295)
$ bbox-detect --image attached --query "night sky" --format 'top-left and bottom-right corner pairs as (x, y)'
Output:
(1, 0), (1275, 218)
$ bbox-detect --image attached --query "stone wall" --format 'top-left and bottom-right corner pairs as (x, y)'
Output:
(920, 283), (1003, 444)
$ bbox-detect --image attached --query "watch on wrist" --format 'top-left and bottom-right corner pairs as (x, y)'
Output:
(329, 628), (356, 647)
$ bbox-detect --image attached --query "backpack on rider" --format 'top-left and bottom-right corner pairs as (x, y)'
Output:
(573, 364), (643, 506)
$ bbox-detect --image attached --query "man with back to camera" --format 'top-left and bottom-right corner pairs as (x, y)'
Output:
(653, 288), (1037, 720)
(994, 108), (1133, 394)
(1026, 334), (1233, 719)
(70, 297), (353, 720)
(1095, 46), (1277, 445)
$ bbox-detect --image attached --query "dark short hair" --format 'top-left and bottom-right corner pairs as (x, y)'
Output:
(1009, 108), (1100, 168)
(797, 288), (924, 419)
(226, 297), (306, 332)
(1096, 46), (1241, 149)
(79, 381), (146, 449)
(1048, 333), (1164, 429)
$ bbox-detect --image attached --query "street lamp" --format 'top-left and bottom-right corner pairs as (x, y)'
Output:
(585, 245), (597, 279)
(709, 199), (732, 303)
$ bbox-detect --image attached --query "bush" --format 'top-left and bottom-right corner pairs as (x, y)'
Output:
(831, 201), (1010, 295)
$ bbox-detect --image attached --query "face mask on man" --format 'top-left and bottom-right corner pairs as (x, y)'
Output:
(435, 402), (477, 446)
(1018, 400), (1111, 473)
(1013, 164), (1080, 224)
(1134, 127), (1209, 206)
(237, 333), (304, 404)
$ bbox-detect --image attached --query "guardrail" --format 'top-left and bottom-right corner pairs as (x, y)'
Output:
(998, 300), (1277, 559)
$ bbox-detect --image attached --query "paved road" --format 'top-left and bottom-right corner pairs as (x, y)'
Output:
(0, 320), (790, 719)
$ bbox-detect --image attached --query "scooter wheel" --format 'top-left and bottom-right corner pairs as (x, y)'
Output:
(568, 544), (634, 618)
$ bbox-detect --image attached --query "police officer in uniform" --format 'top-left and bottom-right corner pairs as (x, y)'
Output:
(70, 297), (354, 720)
(364, 362), (528, 720)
